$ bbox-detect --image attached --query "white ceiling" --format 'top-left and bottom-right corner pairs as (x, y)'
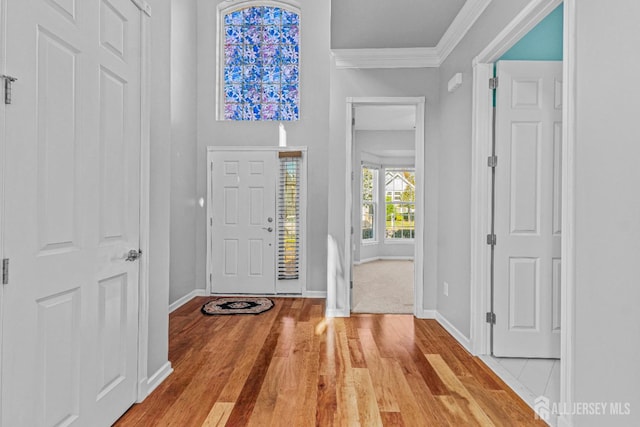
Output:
(331, 0), (467, 49)
(354, 105), (416, 131)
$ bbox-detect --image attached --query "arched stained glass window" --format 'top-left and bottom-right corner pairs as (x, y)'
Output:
(222, 5), (300, 121)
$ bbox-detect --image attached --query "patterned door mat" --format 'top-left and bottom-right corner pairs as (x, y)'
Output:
(201, 297), (275, 315)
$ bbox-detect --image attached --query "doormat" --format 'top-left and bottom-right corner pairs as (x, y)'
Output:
(201, 297), (274, 316)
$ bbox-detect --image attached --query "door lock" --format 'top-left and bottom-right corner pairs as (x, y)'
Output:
(125, 249), (142, 261)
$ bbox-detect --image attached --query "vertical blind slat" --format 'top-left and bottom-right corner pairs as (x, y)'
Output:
(277, 155), (301, 280)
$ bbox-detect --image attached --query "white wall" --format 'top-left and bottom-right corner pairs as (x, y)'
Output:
(436, 0), (531, 337)
(147, 0), (172, 379)
(572, 1), (640, 424)
(353, 130), (415, 263)
(196, 0), (331, 293)
(328, 67), (440, 312)
(169, 0), (198, 304)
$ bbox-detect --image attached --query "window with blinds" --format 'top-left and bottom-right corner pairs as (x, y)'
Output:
(278, 151), (302, 280)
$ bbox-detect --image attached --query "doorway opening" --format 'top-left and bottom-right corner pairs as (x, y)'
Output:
(469, 1), (570, 423)
(351, 107), (416, 313)
(343, 97), (425, 316)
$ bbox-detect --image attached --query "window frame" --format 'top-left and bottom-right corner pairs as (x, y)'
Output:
(216, 0), (302, 122)
(360, 165), (378, 244)
(383, 168), (416, 242)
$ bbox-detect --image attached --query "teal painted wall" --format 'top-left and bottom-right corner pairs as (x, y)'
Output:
(500, 4), (563, 61)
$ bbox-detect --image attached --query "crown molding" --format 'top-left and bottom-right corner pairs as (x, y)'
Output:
(331, 0), (493, 69)
(437, 0), (492, 63)
(332, 47), (440, 69)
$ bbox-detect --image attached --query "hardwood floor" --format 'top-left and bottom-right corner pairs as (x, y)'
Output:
(114, 297), (547, 426)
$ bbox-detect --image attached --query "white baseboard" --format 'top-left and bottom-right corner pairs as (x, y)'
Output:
(355, 256), (415, 265)
(145, 361), (173, 398)
(435, 312), (472, 353)
(417, 309), (437, 319)
(303, 290), (327, 298)
(169, 289), (207, 313)
(325, 308), (350, 318)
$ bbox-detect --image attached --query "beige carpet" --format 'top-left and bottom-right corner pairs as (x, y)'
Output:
(352, 260), (414, 314)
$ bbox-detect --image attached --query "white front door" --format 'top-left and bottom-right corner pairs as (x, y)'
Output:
(210, 151), (277, 294)
(2, 0), (142, 425)
(493, 61), (562, 358)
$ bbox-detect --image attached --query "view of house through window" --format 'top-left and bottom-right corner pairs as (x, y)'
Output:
(385, 168), (415, 239)
(222, 5), (300, 121)
(361, 166), (377, 241)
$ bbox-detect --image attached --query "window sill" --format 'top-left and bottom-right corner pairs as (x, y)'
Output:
(361, 240), (378, 246)
(384, 239), (415, 245)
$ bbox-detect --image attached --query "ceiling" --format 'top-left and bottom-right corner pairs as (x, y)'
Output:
(354, 105), (416, 131)
(331, 0), (467, 49)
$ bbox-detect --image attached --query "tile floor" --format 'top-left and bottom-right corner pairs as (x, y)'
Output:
(482, 356), (560, 426)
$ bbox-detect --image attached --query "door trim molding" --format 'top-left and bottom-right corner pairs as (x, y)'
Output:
(206, 146), (308, 296)
(0, 0), (6, 418)
(344, 96), (426, 318)
(469, 0), (574, 425)
(136, 6), (153, 402)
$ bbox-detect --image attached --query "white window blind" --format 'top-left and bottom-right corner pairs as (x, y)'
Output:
(278, 151), (302, 280)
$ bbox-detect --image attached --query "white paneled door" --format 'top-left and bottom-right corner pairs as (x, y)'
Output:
(210, 151), (277, 294)
(2, 0), (142, 425)
(493, 61), (562, 358)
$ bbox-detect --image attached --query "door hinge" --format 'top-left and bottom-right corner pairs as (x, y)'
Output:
(352, 117), (355, 126)
(2, 259), (9, 285)
(486, 312), (496, 325)
(351, 226), (354, 235)
(350, 280), (353, 289)
(489, 77), (498, 90)
(487, 155), (498, 168)
(486, 234), (496, 246)
(210, 217), (213, 226)
(210, 273), (212, 283)
(1, 75), (17, 104)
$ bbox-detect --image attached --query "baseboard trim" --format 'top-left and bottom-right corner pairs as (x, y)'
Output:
(169, 289), (207, 313)
(417, 309), (437, 319)
(303, 290), (327, 298)
(355, 256), (415, 265)
(325, 308), (350, 318)
(436, 312), (472, 353)
(145, 361), (173, 398)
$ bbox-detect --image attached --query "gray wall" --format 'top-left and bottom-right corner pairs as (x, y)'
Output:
(436, 0), (531, 337)
(147, 0), (171, 379)
(195, 0), (331, 294)
(329, 67), (441, 312)
(353, 130), (415, 263)
(169, 0), (198, 303)
(573, 1), (640, 424)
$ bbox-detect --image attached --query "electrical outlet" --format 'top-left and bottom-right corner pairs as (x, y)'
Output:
(443, 281), (449, 297)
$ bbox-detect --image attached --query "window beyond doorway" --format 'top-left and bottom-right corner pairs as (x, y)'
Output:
(384, 168), (415, 240)
(361, 166), (378, 241)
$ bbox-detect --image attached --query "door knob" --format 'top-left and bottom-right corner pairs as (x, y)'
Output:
(262, 227), (273, 232)
(125, 249), (142, 261)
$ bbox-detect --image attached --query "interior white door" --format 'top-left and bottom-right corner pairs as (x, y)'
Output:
(210, 150), (277, 294)
(493, 60), (562, 358)
(2, 0), (142, 425)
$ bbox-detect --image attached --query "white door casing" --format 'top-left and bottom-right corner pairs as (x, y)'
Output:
(2, 0), (143, 425)
(493, 60), (562, 358)
(210, 150), (277, 294)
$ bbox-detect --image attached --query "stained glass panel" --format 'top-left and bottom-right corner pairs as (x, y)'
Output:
(223, 6), (300, 121)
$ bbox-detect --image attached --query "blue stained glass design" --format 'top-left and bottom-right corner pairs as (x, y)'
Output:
(282, 9), (299, 25)
(243, 45), (260, 64)
(225, 84), (243, 103)
(281, 65), (298, 83)
(281, 44), (298, 64)
(262, 84), (280, 103)
(223, 6), (300, 121)
(281, 25), (299, 44)
(262, 7), (281, 25)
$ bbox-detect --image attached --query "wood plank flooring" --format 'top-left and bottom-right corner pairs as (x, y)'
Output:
(114, 297), (547, 426)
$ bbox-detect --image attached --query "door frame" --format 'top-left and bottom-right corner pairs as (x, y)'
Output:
(344, 97), (426, 317)
(468, 0), (575, 425)
(206, 146), (308, 296)
(0, 0), (154, 407)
